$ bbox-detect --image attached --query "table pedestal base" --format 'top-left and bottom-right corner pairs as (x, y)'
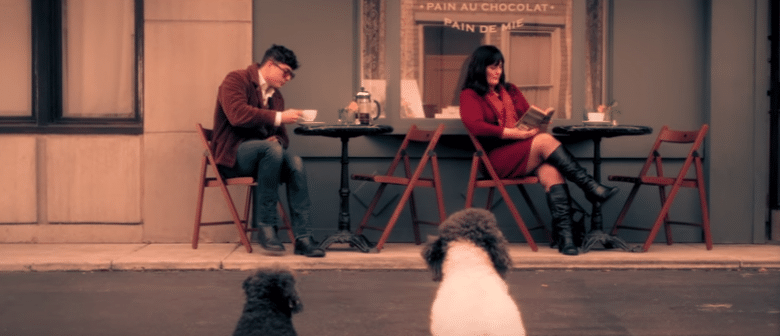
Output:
(552, 125), (653, 254)
(319, 230), (378, 253)
(294, 124), (393, 254)
(581, 230), (641, 253)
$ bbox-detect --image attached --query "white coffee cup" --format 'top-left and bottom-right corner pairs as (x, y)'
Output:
(301, 109), (317, 122)
(587, 112), (605, 122)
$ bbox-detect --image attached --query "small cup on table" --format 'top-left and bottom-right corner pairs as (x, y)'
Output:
(301, 109), (317, 122)
(587, 112), (606, 122)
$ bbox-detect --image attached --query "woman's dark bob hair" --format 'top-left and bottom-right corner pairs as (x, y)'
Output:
(461, 45), (506, 96)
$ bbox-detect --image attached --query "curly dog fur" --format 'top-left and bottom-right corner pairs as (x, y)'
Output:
(422, 208), (526, 336)
(233, 268), (302, 336)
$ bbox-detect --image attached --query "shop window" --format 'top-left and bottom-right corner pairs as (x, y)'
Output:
(360, 0), (610, 131)
(0, 0), (143, 134)
(421, 26), (482, 118)
(403, 0), (572, 120)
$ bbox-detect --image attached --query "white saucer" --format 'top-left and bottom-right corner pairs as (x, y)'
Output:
(583, 121), (613, 126)
(298, 121), (325, 126)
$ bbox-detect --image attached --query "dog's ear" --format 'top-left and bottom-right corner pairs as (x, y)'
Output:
(482, 235), (512, 278)
(278, 272), (303, 314)
(421, 238), (446, 281)
(241, 275), (257, 296)
(288, 298), (303, 314)
(242, 276), (251, 292)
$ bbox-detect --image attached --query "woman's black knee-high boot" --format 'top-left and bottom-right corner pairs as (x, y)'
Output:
(547, 184), (578, 256)
(545, 146), (619, 203)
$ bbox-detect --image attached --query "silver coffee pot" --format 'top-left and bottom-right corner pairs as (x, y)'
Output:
(355, 87), (381, 125)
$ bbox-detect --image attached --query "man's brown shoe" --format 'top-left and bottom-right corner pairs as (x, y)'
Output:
(258, 226), (285, 252)
(294, 236), (325, 258)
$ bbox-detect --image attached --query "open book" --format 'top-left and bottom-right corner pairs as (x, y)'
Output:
(516, 105), (554, 131)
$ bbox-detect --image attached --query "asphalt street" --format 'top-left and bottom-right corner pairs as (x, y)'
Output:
(0, 269), (778, 336)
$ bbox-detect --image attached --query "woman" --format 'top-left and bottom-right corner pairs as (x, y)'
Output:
(459, 45), (618, 256)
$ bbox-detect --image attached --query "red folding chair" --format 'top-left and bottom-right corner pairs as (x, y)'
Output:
(351, 124), (447, 251)
(608, 124), (711, 252)
(464, 132), (550, 251)
(193, 123), (294, 253)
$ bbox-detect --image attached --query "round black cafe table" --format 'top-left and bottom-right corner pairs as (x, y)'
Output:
(294, 124), (393, 253)
(552, 125), (652, 252)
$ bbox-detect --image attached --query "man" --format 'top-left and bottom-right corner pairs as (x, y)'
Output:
(212, 44), (325, 257)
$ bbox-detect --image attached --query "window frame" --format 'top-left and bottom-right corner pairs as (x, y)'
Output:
(0, 0), (144, 135)
(361, 0), (606, 135)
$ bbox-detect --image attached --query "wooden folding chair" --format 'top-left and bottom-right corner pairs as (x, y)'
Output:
(464, 132), (549, 252)
(351, 124), (447, 251)
(608, 124), (711, 252)
(192, 123), (294, 253)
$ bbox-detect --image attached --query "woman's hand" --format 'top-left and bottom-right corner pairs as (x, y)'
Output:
(501, 127), (539, 140)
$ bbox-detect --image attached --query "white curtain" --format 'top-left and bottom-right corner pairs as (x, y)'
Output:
(62, 0), (134, 118)
(0, 0), (32, 117)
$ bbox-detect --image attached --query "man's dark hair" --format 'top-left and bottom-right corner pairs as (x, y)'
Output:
(461, 45), (506, 96)
(260, 44), (299, 70)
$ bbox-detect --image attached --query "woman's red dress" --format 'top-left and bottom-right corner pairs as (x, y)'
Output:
(459, 83), (534, 178)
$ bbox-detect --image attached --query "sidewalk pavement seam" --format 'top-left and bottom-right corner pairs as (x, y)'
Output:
(108, 243), (151, 271)
(1, 243), (779, 272)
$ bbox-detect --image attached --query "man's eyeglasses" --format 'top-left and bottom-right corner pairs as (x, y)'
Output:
(273, 61), (296, 80)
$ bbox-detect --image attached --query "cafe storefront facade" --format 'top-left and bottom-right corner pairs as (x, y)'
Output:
(0, 0), (773, 247)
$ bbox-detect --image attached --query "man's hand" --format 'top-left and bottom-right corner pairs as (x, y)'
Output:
(281, 109), (303, 124)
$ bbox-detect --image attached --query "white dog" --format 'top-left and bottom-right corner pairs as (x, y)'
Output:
(422, 208), (526, 336)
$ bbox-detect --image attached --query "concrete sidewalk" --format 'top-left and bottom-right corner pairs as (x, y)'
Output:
(1, 242), (779, 272)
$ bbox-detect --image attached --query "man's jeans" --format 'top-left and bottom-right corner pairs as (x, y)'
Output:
(219, 139), (312, 239)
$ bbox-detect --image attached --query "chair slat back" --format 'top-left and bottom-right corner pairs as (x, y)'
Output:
(386, 124), (445, 176)
(201, 128), (213, 142)
(467, 132), (503, 181)
(467, 132), (487, 154)
(196, 123), (213, 151)
(196, 123), (217, 160)
(637, 124), (708, 179)
(419, 123), (445, 154)
(658, 127), (703, 143)
(674, 124), (708, 181)
(384, 125), (417, 176)
(407, 127), (436, 142)
(196, 123), (230, 184)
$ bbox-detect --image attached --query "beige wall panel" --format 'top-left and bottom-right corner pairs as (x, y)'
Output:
(144, 21), (252, 133)
(0, 136), (37, 223)
(145, 0), (252, 22)
(46, 136), (142, 223)
(0, 224), (143, 243)
(142, 132), (244, 243)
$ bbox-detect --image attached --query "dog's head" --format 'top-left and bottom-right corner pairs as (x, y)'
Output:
(242, 268), (302, 315)
(422, 208), (512, 281)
